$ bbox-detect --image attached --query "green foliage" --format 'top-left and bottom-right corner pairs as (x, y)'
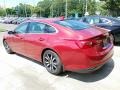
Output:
(0, 27), (5, 32)
(0, 8), (6, 16)
(102, 0), (120, 16)
(35, 0), (99, 17)
(6, 8), (16, 15)
(36, 0), (52, 17)
(0, 0), (119, 17)
(14, 3), (34, 17)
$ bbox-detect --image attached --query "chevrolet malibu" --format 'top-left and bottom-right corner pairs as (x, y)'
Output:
(3, 19), (113, 75)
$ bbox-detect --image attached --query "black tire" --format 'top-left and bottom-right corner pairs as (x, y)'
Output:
(3, 40), (14, 54)
(43, 50), (63, 75)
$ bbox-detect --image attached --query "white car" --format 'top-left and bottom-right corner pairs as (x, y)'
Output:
(0, 17), (5, 23)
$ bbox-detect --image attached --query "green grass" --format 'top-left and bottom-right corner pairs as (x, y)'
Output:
(0, 27), (5, 32)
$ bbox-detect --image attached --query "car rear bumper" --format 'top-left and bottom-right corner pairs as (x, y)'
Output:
(62, 45), (113, 72)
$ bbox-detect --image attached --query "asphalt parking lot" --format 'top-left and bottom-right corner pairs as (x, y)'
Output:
(0, 23), (120, 90)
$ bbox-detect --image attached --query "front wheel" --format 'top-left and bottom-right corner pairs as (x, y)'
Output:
(3, 40), (14, 54)
(43, 50), (63, 75)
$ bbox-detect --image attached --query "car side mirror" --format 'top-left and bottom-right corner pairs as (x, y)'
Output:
(8, 31), (16, 34)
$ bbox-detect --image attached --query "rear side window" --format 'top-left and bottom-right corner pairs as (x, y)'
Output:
(55, 20), (90, 30)
(28, 22), (45, 33)
(44, 25), (56, 33)
(28, 22), (56, 33)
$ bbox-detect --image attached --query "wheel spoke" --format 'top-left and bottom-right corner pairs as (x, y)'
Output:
(46, 54), (50, 59)
(50, 54), (53, 60)
(44, 60), (49, 65)
(45, 56), (49, 61)
(53, 62), (58, 66)
(50, 65), (52, 71)
(52, 64), (57, 70)
(46, 63), (50, 67)
(52, 57), (56, 62)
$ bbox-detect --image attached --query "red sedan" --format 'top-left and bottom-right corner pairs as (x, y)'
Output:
(3, 19), (113, 75)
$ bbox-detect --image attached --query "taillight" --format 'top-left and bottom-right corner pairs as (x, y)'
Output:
(75, 40), (94, 49)
(75, 32), (111, 49)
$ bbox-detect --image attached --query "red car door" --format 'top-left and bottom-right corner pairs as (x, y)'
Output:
(8, 22), (29, 55)
(23, 22), (56, 61)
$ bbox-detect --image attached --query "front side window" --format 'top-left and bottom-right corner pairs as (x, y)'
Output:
(15, 23), (29, 33)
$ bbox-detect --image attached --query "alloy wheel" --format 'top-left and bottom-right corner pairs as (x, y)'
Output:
(43, 50), (62, 75)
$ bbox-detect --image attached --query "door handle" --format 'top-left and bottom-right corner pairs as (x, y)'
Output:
(20, 37), (24, 39)
(39, 38), (45, 41)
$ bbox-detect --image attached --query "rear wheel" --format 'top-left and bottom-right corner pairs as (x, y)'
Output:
(3, 40), (14, 54)
(43, 50), (63, 75)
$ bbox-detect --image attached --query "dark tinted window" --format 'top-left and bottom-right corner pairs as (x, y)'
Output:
(100, 18), (111, 23)
(44, 25), (56, 33)
(28, 22), (45, 33)
(93, 17), (100, 24)
(15, 22), (28, 33)
(83, 17), (100, 24)
(55, 20), (90, 30)
(28, 22), (56, 33)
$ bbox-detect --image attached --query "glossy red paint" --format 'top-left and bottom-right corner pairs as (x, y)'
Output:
(3, 19), (113, 72)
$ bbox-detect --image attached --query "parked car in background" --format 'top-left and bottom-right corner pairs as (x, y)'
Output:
(11, 17), (30, 24)
(80, 16), (120, 43)
(11, 17), (19, 24)
(8, 17), (18, 24)
(4, 17), (12, 24)
(117, 17), (120, 20)
(0, 17), (5, 23)
(12, 17), (23, 24)
(16, 17), (30, 24)
(3, 19), (113, 75)
(3, 17), (10, 23)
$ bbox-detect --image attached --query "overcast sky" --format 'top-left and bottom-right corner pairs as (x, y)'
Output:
(0, 0), (100, 8)
(0, 0), (41, 8)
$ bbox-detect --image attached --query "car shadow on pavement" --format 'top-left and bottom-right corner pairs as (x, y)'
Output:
(115, 43), (120, 46)
(60, 59), (114, 82)
(16, 53), (44, 67)
(15, 53), (114, 82)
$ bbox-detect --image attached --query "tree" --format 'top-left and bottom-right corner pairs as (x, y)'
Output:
(6, 8), (16, 16)
(0, 0), (114, 17)
(102, 0), (120, 16)
(0, 8), (6, 16)
(13, 3), (34, 17)
(37, 0), (52, 17)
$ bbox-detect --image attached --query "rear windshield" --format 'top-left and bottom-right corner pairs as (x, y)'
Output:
(55, 20), (90, 30)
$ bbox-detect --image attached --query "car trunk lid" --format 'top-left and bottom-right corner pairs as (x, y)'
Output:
(75, 27), (109, 40)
